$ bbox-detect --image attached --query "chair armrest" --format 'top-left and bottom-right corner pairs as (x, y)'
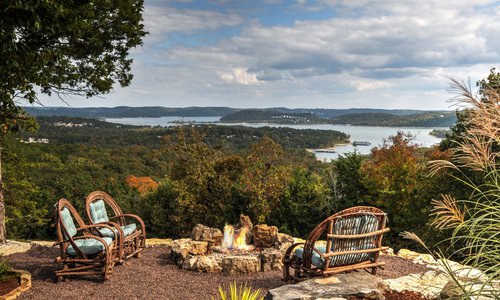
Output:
(111, 213), (146, 235)
(79, 223), (120, 240)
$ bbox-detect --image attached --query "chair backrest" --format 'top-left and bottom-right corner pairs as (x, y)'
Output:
(60, 207), (78, 239)
(85, 191), (124, 225)
(55, 199), (89, 257)
(302, 206), (387, 270)
(89, 199), (110, 223)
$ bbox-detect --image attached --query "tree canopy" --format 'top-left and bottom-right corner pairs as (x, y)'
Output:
(0, 0), (146, 130)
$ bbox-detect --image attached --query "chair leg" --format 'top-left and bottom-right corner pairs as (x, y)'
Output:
(283, 262), (291, 282)
(371, 266), (377, 275)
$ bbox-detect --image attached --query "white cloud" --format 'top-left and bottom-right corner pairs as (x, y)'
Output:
(219, 68), (260, 85)
(143, 5), (243, 43)
(37, 0), (500, 110)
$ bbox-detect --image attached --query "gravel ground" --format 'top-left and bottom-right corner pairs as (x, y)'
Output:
(5, 245), (430, 300)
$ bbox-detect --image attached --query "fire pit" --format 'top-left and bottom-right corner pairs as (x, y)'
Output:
(168, 215), (295, 274)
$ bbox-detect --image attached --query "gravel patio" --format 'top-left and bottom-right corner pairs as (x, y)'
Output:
(5, 244), (430, 299)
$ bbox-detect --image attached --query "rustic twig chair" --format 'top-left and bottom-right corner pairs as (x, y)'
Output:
(85, 191), (146, 261)
(283, 206), (389, 282)
(54, 198), (117, 281)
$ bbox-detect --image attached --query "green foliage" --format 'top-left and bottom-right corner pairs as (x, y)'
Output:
(331, 151), (368, 210)
(0, 258), (15, 282)
(360, 132), (431, 248)
(211, 283), (264, 300)
(429, 129), (451, 139)
(270, 167), (331, 237)
(1, 0), (146, 105)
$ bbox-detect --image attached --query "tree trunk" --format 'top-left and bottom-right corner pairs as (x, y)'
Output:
(0, 140), (6, 244)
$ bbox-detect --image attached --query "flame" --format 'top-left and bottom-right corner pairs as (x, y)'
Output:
(222, 223), (250, 250)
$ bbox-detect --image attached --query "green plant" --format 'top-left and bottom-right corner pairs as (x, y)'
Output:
(211, 282), (264, 300)
(404, 78), (500, 299)
(0, 258), (16, 282)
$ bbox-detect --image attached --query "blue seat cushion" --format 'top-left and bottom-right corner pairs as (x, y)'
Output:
(294, 246), (327, 268)
(99, 223), (137, 238)
(66, 237), (113, 256)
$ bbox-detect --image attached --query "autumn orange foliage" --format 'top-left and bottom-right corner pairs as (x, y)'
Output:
(125, 175), (159, 194)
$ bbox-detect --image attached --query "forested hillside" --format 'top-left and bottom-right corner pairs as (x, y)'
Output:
(1, 116), (463, 251)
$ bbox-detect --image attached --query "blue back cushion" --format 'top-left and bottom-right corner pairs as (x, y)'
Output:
(60, 207), (77, 238)
(89, 199), (109, 223)
(293, 214), (382, 269)
(330, 214), (379, 267)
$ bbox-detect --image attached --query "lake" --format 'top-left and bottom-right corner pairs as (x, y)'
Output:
(105, 116), (446, 160)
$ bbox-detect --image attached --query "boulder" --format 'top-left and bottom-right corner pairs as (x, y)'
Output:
(239, 214), (253, 244)
(266, 272), (389, 300)
(252, 225), (278, 248)
(275, 233), (295, 253)
(190, 224), (223, 245)
(260, 248), (283, 271)
(222, 255), (260, 274)
(384, 270), (451, 299)
(397, 249), (436, 266)
(171, 238), (208, 265)
(182, 255), (222, 273)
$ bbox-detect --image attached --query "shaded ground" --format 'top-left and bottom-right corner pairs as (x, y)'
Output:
(5, 245), (430, 300)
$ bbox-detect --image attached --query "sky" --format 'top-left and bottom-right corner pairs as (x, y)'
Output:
(39, 0), (500, 110)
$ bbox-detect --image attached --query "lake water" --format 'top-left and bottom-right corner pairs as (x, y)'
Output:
(105, 116), (446, 160)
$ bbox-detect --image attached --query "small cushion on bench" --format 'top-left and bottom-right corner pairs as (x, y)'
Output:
(66, 237), (113, 256)
(294, 246), (327, 269)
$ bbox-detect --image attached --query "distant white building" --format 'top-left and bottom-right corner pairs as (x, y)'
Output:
(22, 137), (49, 144)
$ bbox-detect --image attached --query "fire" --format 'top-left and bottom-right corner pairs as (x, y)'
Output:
(222, 223), (250, 250)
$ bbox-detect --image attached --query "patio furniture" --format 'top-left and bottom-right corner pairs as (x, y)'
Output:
(283, 206), (389, 282)
(85, 191), (146, 261)
(54, 198), (117, 281)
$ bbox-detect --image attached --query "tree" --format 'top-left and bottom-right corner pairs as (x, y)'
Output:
(0, 0), (146, 243)
(361, 132), (427, 247)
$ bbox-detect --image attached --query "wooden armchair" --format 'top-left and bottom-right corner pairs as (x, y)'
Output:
(85, 191), (146, 261)
(54, 198), (117, 281)
(283, 206), (389, 282)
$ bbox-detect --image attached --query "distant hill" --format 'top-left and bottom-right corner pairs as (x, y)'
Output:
(268, 108), (441, 118)
(330, 112), (457, 127)
(23, 106), (239, 118)
(219, 109), (327, 124)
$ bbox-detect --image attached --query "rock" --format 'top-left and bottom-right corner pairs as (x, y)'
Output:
(190, 224), (223, 245)
(384, 270), (451, 299)
(397, 249), (436, 266)
(439, 280), (462, 299)
(222, 255), (261, 274)
(260, 248), (283, 271)
(239, 214), (253, 244)
(171, 238), (208, 265)
(182, 255), (222, 272)
(266, 272), (389, 300)
(252, 225), (278, 248)
(381, 247), (394, 256)
(275, 233), (295, 253)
